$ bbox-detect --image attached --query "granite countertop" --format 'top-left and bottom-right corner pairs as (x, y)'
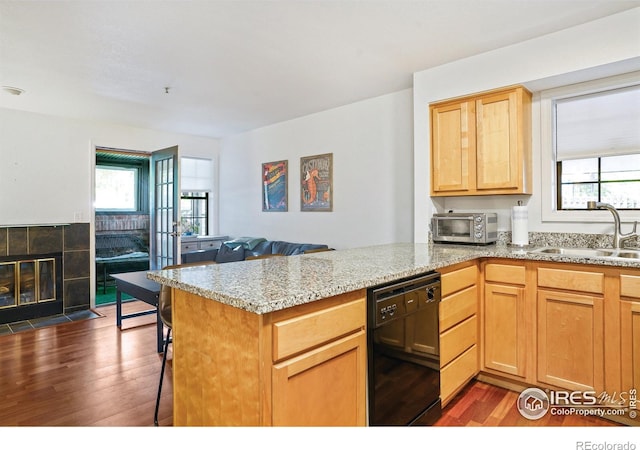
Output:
(146, 242), (640, 315)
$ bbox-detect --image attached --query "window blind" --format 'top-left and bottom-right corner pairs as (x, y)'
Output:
(555, 84), (640, 161)
(180, 157), (213, 192)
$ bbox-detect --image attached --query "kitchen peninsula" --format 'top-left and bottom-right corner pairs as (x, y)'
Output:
(148, 242), (640, 426)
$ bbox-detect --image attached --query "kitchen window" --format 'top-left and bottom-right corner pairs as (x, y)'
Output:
(540, 71), (640, 222)
(555, 84), (640, 211)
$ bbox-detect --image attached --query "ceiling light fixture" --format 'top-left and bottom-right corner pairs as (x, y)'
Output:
(2, 86), (25, 96)
(164, 87), (170, 94)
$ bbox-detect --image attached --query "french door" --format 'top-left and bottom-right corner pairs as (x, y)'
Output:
(150, 146), (180, 269)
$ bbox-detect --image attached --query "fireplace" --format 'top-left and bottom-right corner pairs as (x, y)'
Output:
(0, 253), (63, 324)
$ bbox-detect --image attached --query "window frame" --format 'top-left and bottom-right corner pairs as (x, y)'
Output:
(95, 154), (150, 215)
(539, 71), (640, 223)
(556, 155), (640, 211)
(180, 191), (209, 236)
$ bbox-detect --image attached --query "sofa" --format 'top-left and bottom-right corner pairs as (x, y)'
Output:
(181, 237), (330, 264)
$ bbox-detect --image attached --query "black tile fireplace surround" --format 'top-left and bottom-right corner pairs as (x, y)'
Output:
(0, 224), (91, 324)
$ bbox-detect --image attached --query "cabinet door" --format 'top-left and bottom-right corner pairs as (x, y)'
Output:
(620, 301), (640, 398)
(475, 90), (520, 191)
(430, 100), (476, 194)
(537, 289), (604, 392)
(272, 330), (366, 426)
(484, 283), (526, 377)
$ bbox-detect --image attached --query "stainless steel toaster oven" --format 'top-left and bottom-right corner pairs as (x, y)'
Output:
(431, 212), (498, 244)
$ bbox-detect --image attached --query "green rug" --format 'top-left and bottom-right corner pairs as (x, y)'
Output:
(96, 286), (134, 306)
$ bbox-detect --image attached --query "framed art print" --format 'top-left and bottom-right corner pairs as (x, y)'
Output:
(262, 160), (288, 212)
(300, 153), (332, 212)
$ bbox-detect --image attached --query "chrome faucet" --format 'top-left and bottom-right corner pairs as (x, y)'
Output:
(587, 201), (638, 248)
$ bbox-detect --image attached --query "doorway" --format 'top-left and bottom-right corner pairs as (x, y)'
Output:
(94, 149), (151, 305)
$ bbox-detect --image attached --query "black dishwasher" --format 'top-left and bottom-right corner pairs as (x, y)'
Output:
(367, 271), (442, 426)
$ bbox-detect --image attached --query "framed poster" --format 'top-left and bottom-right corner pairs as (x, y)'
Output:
(300, 153), (333, 212)
(262, 160), (288, 212)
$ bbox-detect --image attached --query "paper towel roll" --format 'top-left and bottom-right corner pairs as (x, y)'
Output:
(511, 205), (529, 246)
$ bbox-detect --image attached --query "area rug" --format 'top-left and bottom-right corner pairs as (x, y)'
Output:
(95, 285), (134, 306)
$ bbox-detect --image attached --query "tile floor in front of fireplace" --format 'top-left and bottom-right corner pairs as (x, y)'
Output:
(0, 310), (102, 336)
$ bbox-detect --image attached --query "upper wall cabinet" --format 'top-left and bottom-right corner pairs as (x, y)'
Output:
(430, 86), (532, 196)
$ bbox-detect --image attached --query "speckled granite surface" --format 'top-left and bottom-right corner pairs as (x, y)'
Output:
(147, 241), (640, 315)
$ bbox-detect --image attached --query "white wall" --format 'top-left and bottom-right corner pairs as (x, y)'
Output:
(413, 8), (640, 243)
(0, 108), (220, 226)
(219, 89), (414, 250)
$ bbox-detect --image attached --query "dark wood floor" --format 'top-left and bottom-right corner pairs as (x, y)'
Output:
(435, 380), (618, 427)
(0, 301), (622, 427)
(0, 301), (173, 426)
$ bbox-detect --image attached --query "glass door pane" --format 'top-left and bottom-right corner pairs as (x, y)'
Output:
(0, 263), (16, 308)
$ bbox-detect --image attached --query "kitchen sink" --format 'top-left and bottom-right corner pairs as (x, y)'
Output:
(616, 250), (640, 259)
(528, 247), (640, 261)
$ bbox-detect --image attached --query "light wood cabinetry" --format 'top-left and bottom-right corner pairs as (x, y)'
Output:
(438, 262), (479, 406)
(430, 85), (532, 196)
(482, 262), (528, 379)
(171, 288), (366, 426)
(620, 272), (640, 425)
(536, 265), (605, 393)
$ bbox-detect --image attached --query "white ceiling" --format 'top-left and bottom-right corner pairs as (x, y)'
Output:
(1, 0), (639, 139)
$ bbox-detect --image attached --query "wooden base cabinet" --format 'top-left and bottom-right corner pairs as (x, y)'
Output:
(536, 266), (605, 393)
(620, 272), (640, 425)
(438, 262), (479, 406)
(272, 331), (366, 426)
(537, 289), (604, 392)
(483, 262), (528, 379)
(171, 288), (367, 426)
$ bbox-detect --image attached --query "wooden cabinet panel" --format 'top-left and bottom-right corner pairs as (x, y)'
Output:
(538, 267), (604, 294)
(476, 90), (521, 191)
(440, 264), (478, 297)
(484, 283), (526, 377)
(485, 263), (526, 285)
(272, 331), (367, 426)
(440, 285), (477, 332)
(621, 301), (640, 396)
(621, 274), (640, 299)
(537, 289), (604, 392)
(440, 315), (477, 367)
(272, 298), (365, 361)
(441, 345), (478, 405)
(431, 100), (476, 194)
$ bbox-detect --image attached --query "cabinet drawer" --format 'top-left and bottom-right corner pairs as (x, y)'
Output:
(441, 344), (478, 404)
(181, 242), (198, 253)
(621, 274), (640, 299)
(440, 285), (477, 332)
(272, 298), (365, 361)
(440, 315), (477, 367)
(441, 265), (478, 297)
(485, 263), (525, 285)
(538, 267), (604, 294)
(199, 240), (221, 249)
